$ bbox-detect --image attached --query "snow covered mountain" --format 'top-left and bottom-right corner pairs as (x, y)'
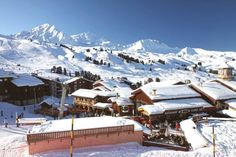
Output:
(13, 24), (110, 46)
(1, 24), (236, 83)
(123, 39), (180, 53)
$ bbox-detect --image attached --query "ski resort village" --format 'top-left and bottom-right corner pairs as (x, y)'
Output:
(1, 0), (236, 155)
(0, 23), (236, 157)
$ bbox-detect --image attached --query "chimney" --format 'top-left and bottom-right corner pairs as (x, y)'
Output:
(152, 89), (157, 96)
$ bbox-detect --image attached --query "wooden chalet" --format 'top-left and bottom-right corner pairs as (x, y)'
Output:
(37, 76), (94, 98)
(71, 89), (117, 112)
(92, 78), (134, 116)
(35, 97), (68, 118)
(130, 82), (214, 121)
(9, 74), (45, 105)
(108, 97), (134, 116)
(36, 76), (62, 98)
(64, 77), (94, 94)
(0, 70), (15, 101)
(0, 70), (45, 106)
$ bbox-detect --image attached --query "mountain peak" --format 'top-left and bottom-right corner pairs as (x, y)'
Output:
(13, 24), (110, 46)
(178, 47), (197, 56)
(124, 39), (179, 53)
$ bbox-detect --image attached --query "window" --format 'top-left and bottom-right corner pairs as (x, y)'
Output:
(121, 106), (129, 113)
(5, 89), (8, 93)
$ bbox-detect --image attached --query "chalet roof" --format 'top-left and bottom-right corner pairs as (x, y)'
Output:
(216, 79), (236, 90)
(139, 82), (200, 101)
(218, 63), (233, 69)
(138, 105), (164, 115)
(29, 116), (143, 133)
(40, 97), (60, 108)
(0, 69), (16, 79)
(11, 74), (44, 87)
(138, 98), (212, 116)
(94, 102), (112, 109)
(71, 88), (117, 99)
(192, 82), (236, 100)
(154, 98), (212, 111)
(93, 78), (133, 97)
(109, 97), (134, 106)
(63, 76), (93, 84)
(93, 78), (130, 91)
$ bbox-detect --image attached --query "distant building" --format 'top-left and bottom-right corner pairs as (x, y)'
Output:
(37, 76), (94, 98)
(64, 77), (94, 94)
(218, 63), (234, 80)
(0, 70), (45, 105)
(71, 89), (116, 111)
(0, 70), (15, 101)
(36, 76), (62, 98)
(109, 97), (134, 116)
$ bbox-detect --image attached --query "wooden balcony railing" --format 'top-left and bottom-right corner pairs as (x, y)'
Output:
(27, 124), (134, 144)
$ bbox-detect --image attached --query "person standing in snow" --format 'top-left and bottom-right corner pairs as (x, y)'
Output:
(16, 116), (20, 127)
(4, 117), (8, 128)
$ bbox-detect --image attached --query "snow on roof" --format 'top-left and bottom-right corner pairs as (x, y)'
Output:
(40, 97), (59, 106)
(109, 97), (134, 106)
(11, 74), (44, 87)
(30, 116), (143, 133)
(219, 109), (236, 118)
(0, 69), (16, 78)
(71, 89), (117, 98)
(192, 82), (236, 100)
(138, 105), (164, 115)
(180, 119), (208, 150)
(94, 102), (112, 109)
(63, 76), (92, 84)
(154, 98), (212, 111)
(140, 83), (200, 101)
(93, 78), (131, 92)
(139, 98), (212, 116)
(63, 77), (80, 84)
(218, 62), (233, 69)
(225, 99), (236, 109)
(217, 80), (236, 90)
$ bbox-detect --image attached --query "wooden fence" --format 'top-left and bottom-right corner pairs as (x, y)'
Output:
(27, 125), (134, 144)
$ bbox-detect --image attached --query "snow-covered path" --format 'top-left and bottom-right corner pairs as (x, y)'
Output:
(0, 125), (28, 157)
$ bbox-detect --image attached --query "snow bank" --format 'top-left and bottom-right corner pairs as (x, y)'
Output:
(30, 116), (143, 133)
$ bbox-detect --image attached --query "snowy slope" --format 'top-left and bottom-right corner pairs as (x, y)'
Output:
(1, 24), (236, 84)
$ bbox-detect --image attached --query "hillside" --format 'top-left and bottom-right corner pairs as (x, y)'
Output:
(1, 24), (236, 84)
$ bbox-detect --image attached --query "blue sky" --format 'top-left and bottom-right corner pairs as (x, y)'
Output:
(0, 0), (236, 51)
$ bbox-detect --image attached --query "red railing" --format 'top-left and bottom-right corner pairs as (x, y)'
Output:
(27, 125), (134, 144)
